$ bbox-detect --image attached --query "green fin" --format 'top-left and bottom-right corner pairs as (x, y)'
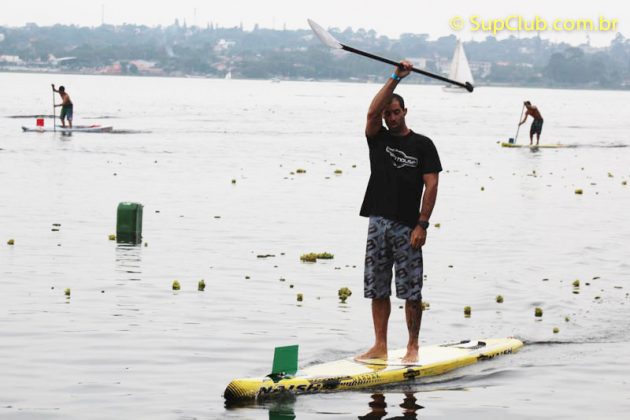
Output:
(268, 345), (298, 382)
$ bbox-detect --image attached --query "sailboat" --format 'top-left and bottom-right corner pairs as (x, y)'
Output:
(443, 40), (474, 92)
(225, 70), (232, 80)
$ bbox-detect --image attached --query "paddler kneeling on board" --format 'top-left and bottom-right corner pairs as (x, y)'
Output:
(52, 84), (73, 128)
(357, 60), (442, 364)
(518, 100), (543, 146)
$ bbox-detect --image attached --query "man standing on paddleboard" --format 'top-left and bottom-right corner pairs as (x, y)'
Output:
(518, 100), (543, 146)
(52, 84), (73, 128)
(358, 60), (442, 364)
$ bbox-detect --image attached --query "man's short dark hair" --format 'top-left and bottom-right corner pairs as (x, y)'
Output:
(59, 86), (65, 92)
(390, 93), (405, 109)
(524, 100), (531, 106)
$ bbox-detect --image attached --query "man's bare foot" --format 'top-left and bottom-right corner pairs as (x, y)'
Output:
(401, 345), (419, 364)
(355, 345), (387, 361)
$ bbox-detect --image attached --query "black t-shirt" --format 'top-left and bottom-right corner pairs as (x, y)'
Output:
(360, 127), (442, 228)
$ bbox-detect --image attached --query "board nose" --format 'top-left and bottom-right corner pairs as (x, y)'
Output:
(223, 381), (249, 403)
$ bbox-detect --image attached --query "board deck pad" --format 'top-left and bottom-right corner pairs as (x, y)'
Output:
(353, 338), (488, 367)
(224, 338), (523, 402)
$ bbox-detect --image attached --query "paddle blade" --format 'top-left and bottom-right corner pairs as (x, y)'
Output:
(465, 82), (474, 92)
(307, 19), (342, 49)
(270, 344), (299, 380)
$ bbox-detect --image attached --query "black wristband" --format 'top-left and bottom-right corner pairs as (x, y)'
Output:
(417, 220), (429, 230)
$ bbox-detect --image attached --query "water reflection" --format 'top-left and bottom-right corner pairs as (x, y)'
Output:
(255, 392), (423, 420)
(268, 408), (296, 420)
(265, 395), (297, 420)
(115, 243), (143, 282)
(358, 393), (423, 420)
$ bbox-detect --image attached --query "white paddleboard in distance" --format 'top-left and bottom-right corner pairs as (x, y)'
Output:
(22, 125), (113, 133)
(224, 337), (523, 402)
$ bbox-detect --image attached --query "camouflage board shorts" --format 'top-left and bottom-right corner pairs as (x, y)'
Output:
(364, 216), (423, 301)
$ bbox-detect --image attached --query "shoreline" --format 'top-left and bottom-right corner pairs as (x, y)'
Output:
(2, 68), (629, 92)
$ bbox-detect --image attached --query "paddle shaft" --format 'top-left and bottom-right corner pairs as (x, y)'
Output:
(52, 88), (56, 132)
(513, 104), (525, 143)
(342, 44), (473, 91)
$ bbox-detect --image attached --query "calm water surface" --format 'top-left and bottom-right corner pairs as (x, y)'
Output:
(1, 72), (629, 419)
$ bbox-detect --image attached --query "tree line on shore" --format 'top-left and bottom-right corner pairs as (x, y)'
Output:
(1, 22), (628, 89)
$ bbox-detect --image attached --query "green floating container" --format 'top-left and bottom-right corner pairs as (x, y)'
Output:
(116, 202), (143, 244)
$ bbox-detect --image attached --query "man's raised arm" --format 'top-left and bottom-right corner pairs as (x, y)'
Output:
(365, 61), (412, 138)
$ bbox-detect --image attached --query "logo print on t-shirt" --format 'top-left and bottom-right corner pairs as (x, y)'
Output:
(386, 146), (418, 169)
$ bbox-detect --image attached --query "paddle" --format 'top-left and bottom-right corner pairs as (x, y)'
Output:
(509, 104), (525, 144)
(51, 84), (56, 132)
(308, 19), (474, 92)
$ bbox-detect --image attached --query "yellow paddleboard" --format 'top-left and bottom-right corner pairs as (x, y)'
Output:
(224, 338), (523, 402)
(501, 142), (566, 148)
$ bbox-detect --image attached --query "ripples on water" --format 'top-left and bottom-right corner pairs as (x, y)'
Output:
(1, 73), (629, 419)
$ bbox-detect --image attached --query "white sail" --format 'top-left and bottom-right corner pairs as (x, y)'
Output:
(444, 40), (474, 91)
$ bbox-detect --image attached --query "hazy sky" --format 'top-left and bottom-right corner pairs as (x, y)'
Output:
(1, 0), (626, 46)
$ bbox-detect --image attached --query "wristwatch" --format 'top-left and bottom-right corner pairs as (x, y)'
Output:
(417, 220), (429, 230)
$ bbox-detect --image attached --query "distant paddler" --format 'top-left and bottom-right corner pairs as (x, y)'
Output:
(518, 100), (543, 146)
(51, 84), (73, 128)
